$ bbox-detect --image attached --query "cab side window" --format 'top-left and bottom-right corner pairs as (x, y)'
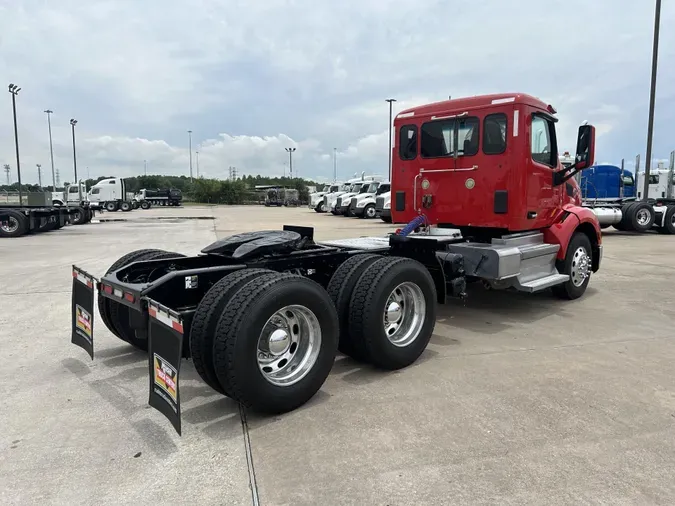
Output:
(530, 115), (557, 167)
(483, 113), (507, 155)
(399, 125), (417, 160)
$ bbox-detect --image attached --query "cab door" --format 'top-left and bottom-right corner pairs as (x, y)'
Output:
(527, 112), (558, 229)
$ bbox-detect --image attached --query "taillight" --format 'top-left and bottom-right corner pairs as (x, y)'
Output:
(124, 292), (135, 303)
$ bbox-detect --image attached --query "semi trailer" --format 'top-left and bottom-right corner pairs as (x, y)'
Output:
(1, 191), (94, 238)
(69, 93), (601, 434)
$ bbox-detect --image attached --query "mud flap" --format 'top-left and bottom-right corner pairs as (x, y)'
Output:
(71, 266), (97, 360)
(146, 298), (184, 436)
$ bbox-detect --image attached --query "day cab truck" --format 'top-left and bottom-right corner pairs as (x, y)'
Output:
(579, 154), (675, 234)
(68, 92), (601, 435)
(331, 175), (384, 215)
(375, 190), (393, 223)
(309, 184), (340, 213)
(350, 181), (391, 218)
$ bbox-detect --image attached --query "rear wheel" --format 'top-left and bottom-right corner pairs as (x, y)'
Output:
(614, 202), (636, 231)
(105, 201), (118, 212)
(661, 206), (675, 234)
(213, 273), (339, 414)
(348, 257), (437, 370)
(629, 202), (655, 232)
(71, 206), (87, 225)
(0, 211), (28, 238)
(552, 232), (593, 300)
(140, 201), (151, 210)
(380, 215), (392, 223)
(327, 254), (382, 361)
(120, 201), (132, 212)
(190, 268), (275, 394)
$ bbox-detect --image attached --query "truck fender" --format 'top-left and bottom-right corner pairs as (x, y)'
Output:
(543, 205), (602, 272)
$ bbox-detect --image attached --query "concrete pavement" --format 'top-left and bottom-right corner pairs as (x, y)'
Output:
(1, 205), (674, 505)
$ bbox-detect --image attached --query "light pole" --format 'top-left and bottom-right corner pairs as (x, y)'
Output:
(37, 164), (42, 188)
(144, 159), (147, 176)
(70, 118), (82, 202)
(196, 150), (200, 178)
(333, 147), (337, 182)
(188, 130), (193, 181)
(285, 147), (296, 179)
(44, 109), (56, 191)
(643, 0), (661, 200)
(8, 83), (23, 205)
(385, 98), (397, 182)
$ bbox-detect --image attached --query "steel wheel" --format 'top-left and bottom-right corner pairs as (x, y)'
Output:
(1, 216), (19, 234)
(382, 281), (426, 347)
(365, 205), (376, 218)
(636, 208), (651, 227)
(257, 305), (322, 387)
(570, 246), (590, 287)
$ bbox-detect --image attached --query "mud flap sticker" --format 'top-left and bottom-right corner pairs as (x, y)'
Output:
(146, 298), (184, 435)
(71, 266), (97, 360)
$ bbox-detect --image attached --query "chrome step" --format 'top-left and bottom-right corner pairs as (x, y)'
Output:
(515, 273), (569, 292)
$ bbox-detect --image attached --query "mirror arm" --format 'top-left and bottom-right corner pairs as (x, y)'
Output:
(553, 162), (584, 186)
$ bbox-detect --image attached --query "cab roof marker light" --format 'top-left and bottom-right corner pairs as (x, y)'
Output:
(492, 97), (516, 105)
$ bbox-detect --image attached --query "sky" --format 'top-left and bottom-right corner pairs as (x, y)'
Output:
(1, 0), (674, 185)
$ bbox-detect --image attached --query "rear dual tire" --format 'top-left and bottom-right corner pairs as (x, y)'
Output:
(327, 255), (437, 370)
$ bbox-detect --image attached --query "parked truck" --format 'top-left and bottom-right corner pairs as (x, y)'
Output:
(87, 177), (136, 212)
(332, 175), (384, 215)
(349, 181), (391, 218)
(375, 190), (393, 222)
(69, 92), (601, 435)
(135, 188), (183, 209)
(580, 154), (674, 234)
(309, 184), (338, 212)
(1, 190), (93, 238)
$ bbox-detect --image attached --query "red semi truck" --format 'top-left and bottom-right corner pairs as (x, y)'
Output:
(69, 92), (601, 434)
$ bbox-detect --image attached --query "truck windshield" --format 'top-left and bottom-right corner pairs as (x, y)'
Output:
(322, 185), (330, 192)
(330, 185), (339, 192)
(377, 184), (390, 195)
(365, 182), (379, 193)
(351, 183), (363, 192)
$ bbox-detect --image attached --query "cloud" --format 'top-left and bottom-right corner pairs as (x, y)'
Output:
(1, 0), (674, 185)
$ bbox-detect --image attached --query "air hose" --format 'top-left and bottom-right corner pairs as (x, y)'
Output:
(397, 215), (427, 237)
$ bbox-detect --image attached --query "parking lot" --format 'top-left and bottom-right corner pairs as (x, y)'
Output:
(2, 205), (675, 505)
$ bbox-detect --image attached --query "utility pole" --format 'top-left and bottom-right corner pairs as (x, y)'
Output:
(45, 109), (56, 191)
(8, 83), (23, 205)
(285, 147), (296, 179)
(70, 118), (82, 202)
(144, 159), (147, 176)
(333, 147), (337, 182)
(188, 130), (193, 182)
(643, 0), (662, 200)
(55, 169), (60, 187)
(37, 164), (42, 188)
(196, 150), (199, 178)
(385, 98), (397, 181)
(4, 164), (10, 185)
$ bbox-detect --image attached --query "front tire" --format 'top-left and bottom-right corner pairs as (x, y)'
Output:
(348, 257), (437, 370)
(213, 273), (339, 414)
(552, 232), (593, 300)
(140, 201), (151, 210)
(0, 211), (28, 238)
(362, 204), (376, 219)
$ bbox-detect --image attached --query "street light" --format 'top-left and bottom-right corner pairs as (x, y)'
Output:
(385, 98), (397, 182)
(642, 0), (662, 200)
(37, 164), (42, 188)
(188, 130), (193, 181)
(144, 159), (147, 176)
(44, 110), (57, 191)
(8, 83), (23, 206)
(70, 118), (82, 202)
(285, 147), (296, 179)
(196, 150), (200, 178)
(333, 147), (337, 182)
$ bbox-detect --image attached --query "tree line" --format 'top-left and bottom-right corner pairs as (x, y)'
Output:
(0, 173), (320, 205)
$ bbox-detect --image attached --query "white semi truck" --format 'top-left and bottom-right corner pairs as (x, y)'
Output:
(87, 177), (136, 212)
(347, 181), (391, 218)
(309, 184), (338, 213)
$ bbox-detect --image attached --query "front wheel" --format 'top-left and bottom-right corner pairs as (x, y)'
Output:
(362, 204), (376, 219)
(552, 232), (593, 300)
(140, 201), (151, 210)
(316, 202), (325, 213)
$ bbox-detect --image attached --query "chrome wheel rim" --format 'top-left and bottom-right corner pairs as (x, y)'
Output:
(382, 282), (425, 347)
(1, 217), (19, 233)
(366, 206), (376, 218)
(636, 208), (651, 226)
(671, 213), (675, 227)
(257, 305), (322, 386)
(570, 246), (591, 287)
